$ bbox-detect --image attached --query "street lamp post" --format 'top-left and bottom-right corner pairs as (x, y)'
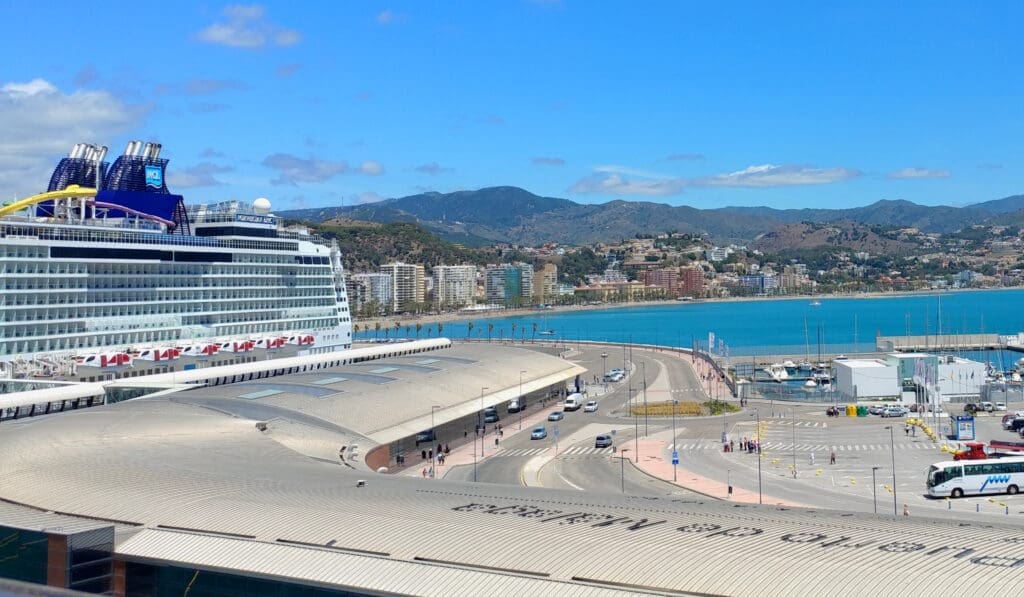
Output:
(601, 352), (608, 392)
(672, 399), (678, 482)
(431, 405), (439, 435)
(871, 466), (880, 514)
(642, 361), (648, 436)
(753, 409), (763, 504)
(518, 370), (526, 430)
(885, 425), (897, 518)
(632, 388), (639, 463)
(620, 448), (630, 493)
(475, 386), (489, 482)
(792, 408), (797, 478)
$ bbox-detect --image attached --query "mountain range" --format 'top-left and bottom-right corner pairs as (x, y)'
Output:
(279, 187), (1024, 247)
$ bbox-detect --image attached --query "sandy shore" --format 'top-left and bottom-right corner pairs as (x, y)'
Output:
(353, 286), (1022, 333)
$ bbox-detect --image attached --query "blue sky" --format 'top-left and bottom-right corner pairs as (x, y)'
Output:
(2, 1), (1022, 211)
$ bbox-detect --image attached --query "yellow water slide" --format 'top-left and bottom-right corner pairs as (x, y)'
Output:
(0, 185), (97, 218)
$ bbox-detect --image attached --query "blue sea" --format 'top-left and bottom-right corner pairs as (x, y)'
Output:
(360, 289), (1024, 357)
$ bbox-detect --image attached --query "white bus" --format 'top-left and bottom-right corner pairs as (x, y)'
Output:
(926, 456), (1024, 498)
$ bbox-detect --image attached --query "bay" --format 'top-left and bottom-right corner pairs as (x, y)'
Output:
(361, 289), (1024, 357)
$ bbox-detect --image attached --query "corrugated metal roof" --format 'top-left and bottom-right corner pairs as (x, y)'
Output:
(117, 529), (650, 597)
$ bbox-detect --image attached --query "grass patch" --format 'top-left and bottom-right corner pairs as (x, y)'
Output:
(630, 400), (741, 417)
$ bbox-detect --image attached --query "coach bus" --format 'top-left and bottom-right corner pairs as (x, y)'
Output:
(926, 456), (1024, 498)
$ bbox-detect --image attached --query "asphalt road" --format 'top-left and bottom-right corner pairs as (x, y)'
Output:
(443, 344), (1024, 524)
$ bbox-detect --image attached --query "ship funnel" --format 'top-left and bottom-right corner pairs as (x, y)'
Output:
(84, 146), (95, 162)
(70, 143), (83, 158)
(95, 145), (108, 165)
(141, 142), (153, 159)
(151, 143), (162, 159)
(131, 140), (142, 156)
(123, 141), (135, 156)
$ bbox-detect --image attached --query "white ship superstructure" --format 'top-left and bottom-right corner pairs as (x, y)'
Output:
(0, 141), (352, 380)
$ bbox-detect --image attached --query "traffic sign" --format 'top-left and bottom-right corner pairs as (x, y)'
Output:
(672, 450), (679, 465)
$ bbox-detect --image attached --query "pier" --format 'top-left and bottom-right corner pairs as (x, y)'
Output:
(875, 333), (1001, 352)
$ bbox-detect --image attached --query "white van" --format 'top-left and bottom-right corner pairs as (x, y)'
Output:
(508, 398), (524, 413)
(564, 393), (584, 411)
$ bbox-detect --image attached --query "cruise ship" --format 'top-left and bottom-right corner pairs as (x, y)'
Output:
(0, 141), (352, 381)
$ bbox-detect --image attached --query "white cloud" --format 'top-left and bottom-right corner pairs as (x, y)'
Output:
(358, 160), (384, 175)
(197, 4), (302, 49)
(569, 173), (686, 196)
(569, 163), (861, 197)
(166, 163), (234, 188)
(353, 191), (385, 204)
(0, 79), (146, 198)
(377, 10), (395, 24)
(697, 164), (862, 188)
(415, 162), (452, 175)
(262, 153), (381, 185)
(263, 153), (350, 185)
(886, 167), (951, 180)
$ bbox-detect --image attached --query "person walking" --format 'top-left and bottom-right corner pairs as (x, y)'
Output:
(903, 504), (910, 517)
(809, 452), (815, 466)
(830, 449), (836, 465)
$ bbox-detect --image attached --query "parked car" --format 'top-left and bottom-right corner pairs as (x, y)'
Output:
(415, 429), (436, 444)
(981, 401), (995, 412)
(548, 411), (564, 421)
(881, 406), (906, 418)
(530, 426), (547, 440)
(595, 434), (613, 448)
(995, 402), (1007, 411)
(867, 405), (885, 415)
(1002, 414), (1019, 430)
(483, 412), (500, 424)
(964, 403), (980, 414)
(583, 400), (599, 412)
(1009, 418), (1024, 433)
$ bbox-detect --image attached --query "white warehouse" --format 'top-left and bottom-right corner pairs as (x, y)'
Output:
(834, 359), (899, 401)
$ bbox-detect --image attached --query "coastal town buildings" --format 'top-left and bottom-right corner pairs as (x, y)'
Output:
(485, 263), (534, 305)
(433, 265), (478, 308)
(380, 262), (425, 312)
(533, 263), (558, 303)
(349, 273), (393, 314)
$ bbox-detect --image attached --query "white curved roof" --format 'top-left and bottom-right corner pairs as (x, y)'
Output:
(1, 345), (1022, 595)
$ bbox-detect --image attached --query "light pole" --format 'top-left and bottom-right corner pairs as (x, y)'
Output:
(518, 370), (526, 430)
(885, 425), (897, 518)
(620, 448), (630, 493)
(753, 409), (762, 504)
(430, 405), (439, 435)
(871, 466), (880, 514)
(475, 386), (488, 482)
(672, 399), (678, 482)
(642, 361), (648, 436)
(791, 408), (797, 478)
(601, 352), (608, 392)
(632, 388), (639, 463)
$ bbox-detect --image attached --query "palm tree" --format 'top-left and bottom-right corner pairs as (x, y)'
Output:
(384, 328), (390, 339)
(511, 322), (517, 343)
(374, 321), (381, 339)
(437, 322), (444, 337)
(426, 326), (434, 337)
(353, 323), (361, 336)
(394, 321), (401, 338)
(467, 321), (474, 341)
(532, 322), (538, 343)
(405, 325), (411, 337)
(487, 322), (494, 343)
(416, 323), (423, 338)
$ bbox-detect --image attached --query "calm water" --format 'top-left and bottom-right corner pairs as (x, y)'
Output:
(361, 289), (1024, 357)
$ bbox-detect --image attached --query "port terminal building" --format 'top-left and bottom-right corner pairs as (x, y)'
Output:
(0, 340), (1021, 595)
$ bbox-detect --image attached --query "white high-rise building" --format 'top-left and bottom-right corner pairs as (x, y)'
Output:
(350, 273), (393, 312)
(434, 265), (477, 308)
(380, 262), (425, 312)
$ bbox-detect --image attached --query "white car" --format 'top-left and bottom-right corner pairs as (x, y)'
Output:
(583, 400), (598, 412)
(995, 402), (1007, 411)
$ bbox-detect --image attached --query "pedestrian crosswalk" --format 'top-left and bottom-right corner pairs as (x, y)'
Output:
(491, 446), (616, 458)
(665, 441), (938, 452)
(767, 420), (826, 427)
